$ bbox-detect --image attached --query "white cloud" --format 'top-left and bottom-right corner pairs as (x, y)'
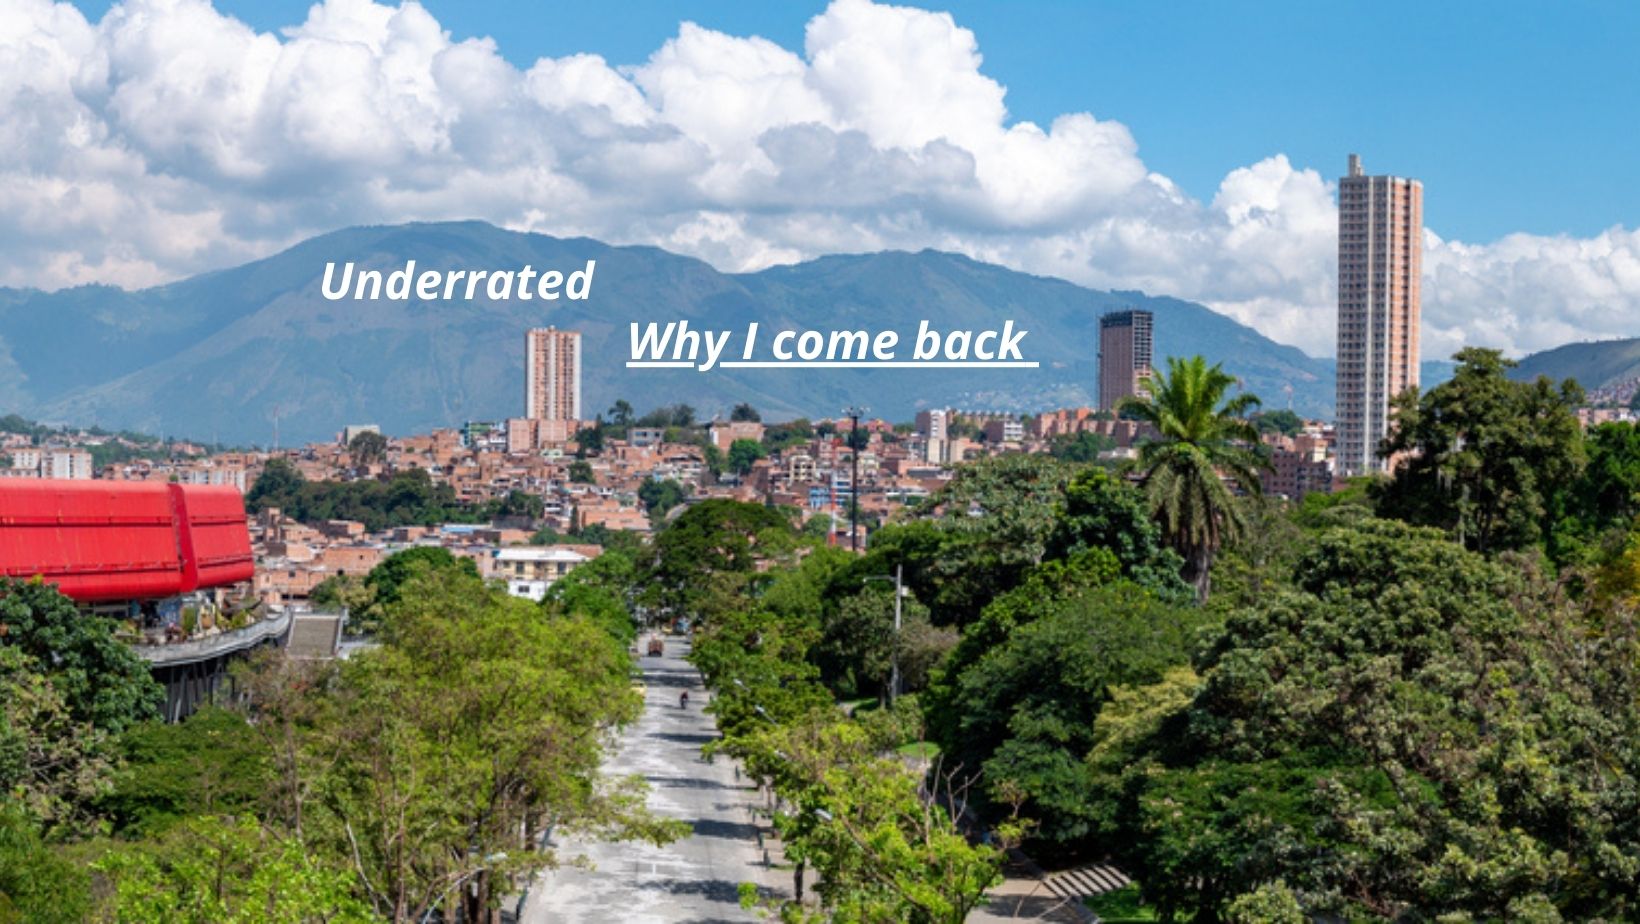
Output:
(0, 0), (1636, 360)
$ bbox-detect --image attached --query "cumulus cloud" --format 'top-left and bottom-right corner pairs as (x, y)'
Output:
(0, 0), (1636, 359)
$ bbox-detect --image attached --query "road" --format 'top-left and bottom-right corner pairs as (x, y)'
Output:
(518, 637), (783, 923)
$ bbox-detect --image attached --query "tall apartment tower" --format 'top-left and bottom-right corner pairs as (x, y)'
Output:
(524, 327), (582, 421)
(1098, 309), (1154, 411)
(1335, 153), (1423, 476)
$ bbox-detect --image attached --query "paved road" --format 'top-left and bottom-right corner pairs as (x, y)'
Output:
(519, 637), (783, 924)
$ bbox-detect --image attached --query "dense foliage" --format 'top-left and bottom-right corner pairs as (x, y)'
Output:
(246, 458), (527, 530)
(0, 551), (672, 921)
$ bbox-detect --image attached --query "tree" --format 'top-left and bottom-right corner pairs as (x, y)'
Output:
(1249, 409), (1303, 436)
(645, 500), (796, 619)
(359, 547), (479, 634)
(542, 551), (638, 645)
(347, 430), (387, 468)
(1046, 467), (1191, 600)
(245, 457), (304, 511)
(0, 579), (162, 736)
(936, 581), (1203, 846)
(746, 718), (1009, 924)
(763, 418), (813, 453)
(307, 567), (680, 922)
(94, 814), (375, 924)
(567, 459), (595, 483)
(99, 707), (272, 838)
(608, 398), (635, 427)
(492, 489), (545, 519)
(1090, 519), (1640, 922)
(1118, 355), (1268, 601)
(730, 402), (761, 422)
(0, 802), (90, 924)
(637, 478), (687, 520)
(1373, 347), (1584, 554)
(1048, 430), (1116, 462)
(852, 454), (1078, 629)
(575, 420), (605, 456)
(0, 645), (120, 833)
(1572, 422), (1640, 533)
(309, 574), (376, 624)
(727, 437), (766, 475)
(814, 586), (949, 700)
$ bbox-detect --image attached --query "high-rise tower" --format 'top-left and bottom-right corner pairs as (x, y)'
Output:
(1098, 309), (1154, 411)
(525, 327), (582, 421)
(1336, 153), (1422, 476)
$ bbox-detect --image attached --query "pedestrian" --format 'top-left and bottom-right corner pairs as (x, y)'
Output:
(679, 690), (689, 709)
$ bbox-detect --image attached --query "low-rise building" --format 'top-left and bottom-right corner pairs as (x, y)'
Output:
(492, 546), (593, 601)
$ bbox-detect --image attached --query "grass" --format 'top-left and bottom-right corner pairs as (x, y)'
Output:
(1086, 884), (1160, 922)
(896, 740), (940, 759)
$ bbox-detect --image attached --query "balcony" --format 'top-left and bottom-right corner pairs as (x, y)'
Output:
(131, 608), (292, 668)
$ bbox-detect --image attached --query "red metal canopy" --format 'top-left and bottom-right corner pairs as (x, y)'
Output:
(0, 480), (254, 602)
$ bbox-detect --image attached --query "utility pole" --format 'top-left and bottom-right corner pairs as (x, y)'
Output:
(890, 563), (903, 704)
(842, 405), (866, 552)
(865, 564), (906, 705)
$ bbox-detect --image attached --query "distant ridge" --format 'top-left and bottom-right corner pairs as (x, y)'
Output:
(1512, 337), (1640, 392)
(0, 221), (1414, 443)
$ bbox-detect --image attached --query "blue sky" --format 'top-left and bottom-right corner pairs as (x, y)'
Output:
(66, 0), (1640, 242)
(17, 0), (1640, 357)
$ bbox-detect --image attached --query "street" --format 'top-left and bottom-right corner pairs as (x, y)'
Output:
(518, 637), (784, 923)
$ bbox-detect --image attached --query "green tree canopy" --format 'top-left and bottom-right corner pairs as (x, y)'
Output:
(99, 707), (272, 838)
(1092, 519), (1640, 922)
(0, 802), (90, 924)
(1048, 429), (1116, 462)
(1374, 347), (1585, 554)
(727, 438), (766, 475)
(645, 500), (796, 619)
(0, 579), (161, 736)
(1250, 408), (1303, 436)
(936, 581), (1203, 847)
(359, 547), (480, 635)
(637, 477), (687, 521)
(346, 430), (387, 468)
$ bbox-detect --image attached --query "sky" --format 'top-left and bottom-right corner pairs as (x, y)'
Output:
(9, 0), (1640, 359)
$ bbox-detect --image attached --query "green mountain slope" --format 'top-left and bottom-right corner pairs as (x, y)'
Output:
(0, 221), (1371, 443)
(1511, 338), (1640, 391)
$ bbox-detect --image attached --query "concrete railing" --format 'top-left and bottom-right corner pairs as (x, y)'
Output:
(133, 609), (292, 667)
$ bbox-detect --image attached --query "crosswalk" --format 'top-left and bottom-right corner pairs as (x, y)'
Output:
(1042, 864), (1130, 902)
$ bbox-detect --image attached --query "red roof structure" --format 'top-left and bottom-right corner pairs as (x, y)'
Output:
(0, 481), (254, 602)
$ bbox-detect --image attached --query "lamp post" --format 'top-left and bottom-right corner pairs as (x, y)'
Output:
(842, 405), (867, 551)
(863, 564), (905, 704)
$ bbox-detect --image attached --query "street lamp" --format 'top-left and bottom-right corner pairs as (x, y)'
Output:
(842, 405), (867, 551)
(862, 564), (905, 704)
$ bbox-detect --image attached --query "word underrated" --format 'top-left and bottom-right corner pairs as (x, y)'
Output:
(628, 320), (1036, 372)
(321, 260), (595, 301)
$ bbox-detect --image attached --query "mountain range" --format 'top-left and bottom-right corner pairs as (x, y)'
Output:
(0, 221), (1455, 445)
(1511, 338), (1640, 394)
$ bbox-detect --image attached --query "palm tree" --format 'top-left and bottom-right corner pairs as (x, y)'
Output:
(1118, 355), (1268, 602)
